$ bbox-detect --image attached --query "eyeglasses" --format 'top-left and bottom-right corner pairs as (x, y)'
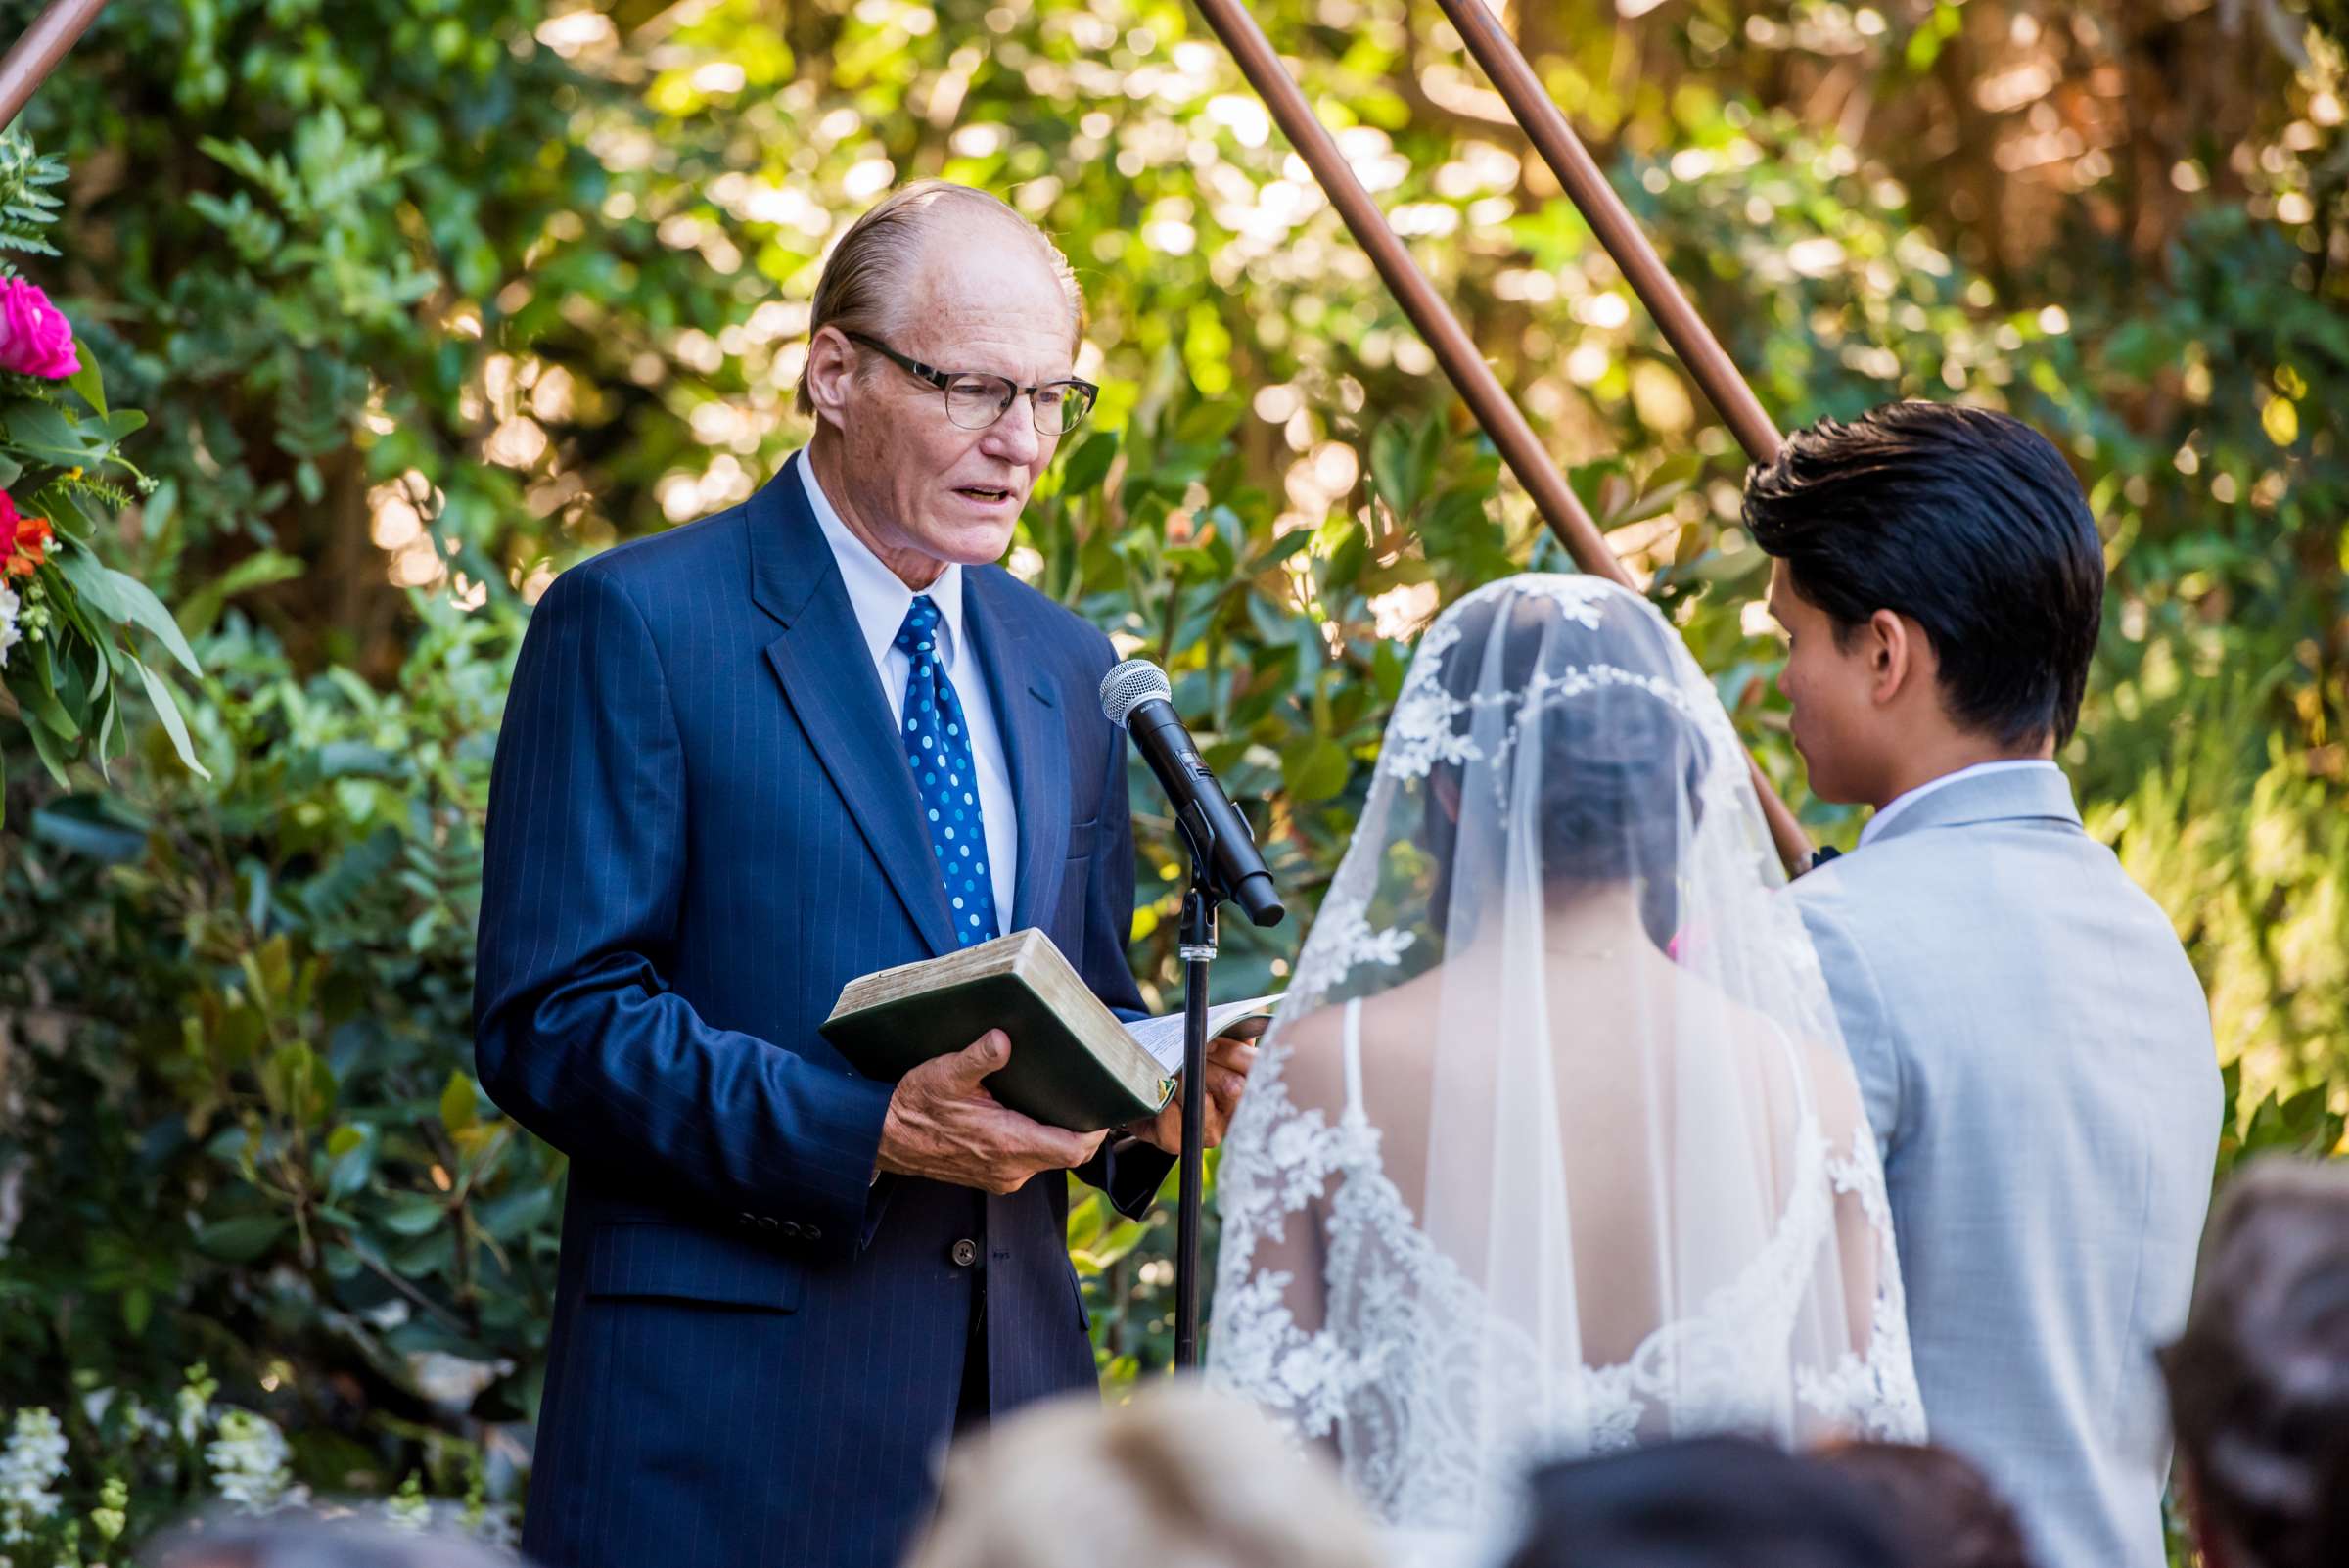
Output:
(843, 331), (1099, 437)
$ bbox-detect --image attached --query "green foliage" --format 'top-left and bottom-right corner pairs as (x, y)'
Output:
(0, 131), (65, 271)
(0, 132), (207, 804)
(2, 597), (536, 1533)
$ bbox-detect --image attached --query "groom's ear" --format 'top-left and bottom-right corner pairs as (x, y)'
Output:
(1863, 608), (1929, 709)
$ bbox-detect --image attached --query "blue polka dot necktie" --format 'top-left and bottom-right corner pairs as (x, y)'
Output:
(895, 595), (1001, 946)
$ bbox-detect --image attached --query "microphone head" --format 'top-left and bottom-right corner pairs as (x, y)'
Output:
(1099, 658), (1174, 727)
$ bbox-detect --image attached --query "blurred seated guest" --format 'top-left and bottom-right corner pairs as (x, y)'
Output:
(1817, 1442), (2036, 1568)
(1503, 1436), (1900, 1568)
(143, 1510), (519, 1568)
(903, 1382), (1382, 1568)
(2158, 1155), (2349, 1568)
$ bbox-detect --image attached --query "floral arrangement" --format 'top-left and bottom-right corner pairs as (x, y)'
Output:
(0, 1366), (516, 1562)
(0, 131), (205, 817)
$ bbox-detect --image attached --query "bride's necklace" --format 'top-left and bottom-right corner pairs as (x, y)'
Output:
(1542, 940), (1621, 961)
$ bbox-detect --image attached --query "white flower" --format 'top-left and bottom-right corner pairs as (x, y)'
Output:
(403, 1352), (511, 1411)
(383, 1474), (432, 1533)
(0, 582), (18, 669)
(206, 1409), (302, 1514)
(0, 1408), (69, 1543)
(175, 1386), (207, 1447)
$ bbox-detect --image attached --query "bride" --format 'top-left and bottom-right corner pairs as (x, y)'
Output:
(1208, 575), (1924, 1566)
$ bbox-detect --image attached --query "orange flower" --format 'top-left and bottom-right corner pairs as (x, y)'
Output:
(2, 508), (48, 576)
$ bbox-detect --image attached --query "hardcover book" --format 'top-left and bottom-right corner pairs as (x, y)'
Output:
(820, 928), (1277, 1132)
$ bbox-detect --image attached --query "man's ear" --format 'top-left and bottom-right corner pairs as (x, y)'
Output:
(1864, 608), (1924, 709)
(803, 326), (857, 431)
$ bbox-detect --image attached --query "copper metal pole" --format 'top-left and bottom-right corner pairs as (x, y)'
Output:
(1189, 0), (1812, 871)
(1193, 0), (1614, 567)
(0, 0), (108, 131)
(1433, 0), (1783, 463)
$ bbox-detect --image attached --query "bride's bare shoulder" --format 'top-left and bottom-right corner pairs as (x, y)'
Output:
(1263, 999), (1348, 1107)
(1264, 972), (1442, 1108)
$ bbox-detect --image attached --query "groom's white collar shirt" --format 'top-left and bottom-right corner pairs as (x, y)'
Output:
(798, 454), (1020, 928)
(1858, 758), (2062, 849)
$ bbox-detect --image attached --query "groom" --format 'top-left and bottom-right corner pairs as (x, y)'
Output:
(1748, 402), (2221, 1568)
(475, 183), (1252, 1568)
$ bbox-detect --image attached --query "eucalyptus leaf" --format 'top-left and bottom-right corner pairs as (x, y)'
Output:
(134, 657), (212, 779)
(57, 551), (202, 677)
(6, 402), (98, 466)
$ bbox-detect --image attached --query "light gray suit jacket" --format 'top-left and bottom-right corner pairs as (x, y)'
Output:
(1792, 766), (2220, 1568)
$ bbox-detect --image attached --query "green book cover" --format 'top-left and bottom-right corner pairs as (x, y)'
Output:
(818, 930), (1174, 1132)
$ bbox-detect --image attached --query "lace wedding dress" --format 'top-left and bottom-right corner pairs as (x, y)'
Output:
(1208, 576), (1925, 1568)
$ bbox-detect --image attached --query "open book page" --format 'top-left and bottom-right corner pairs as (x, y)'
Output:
(1125, 995), (1282, 1074)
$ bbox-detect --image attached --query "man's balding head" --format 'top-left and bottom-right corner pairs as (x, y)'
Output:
(796, 183), (1089, 587)
(796, 183), (1082, 417)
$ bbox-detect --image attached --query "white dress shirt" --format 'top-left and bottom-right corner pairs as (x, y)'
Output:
(1859, 758), (2063, 848)
(799, 457), (1020, 927)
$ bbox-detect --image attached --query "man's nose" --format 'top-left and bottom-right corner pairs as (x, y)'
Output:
(979, 395), (1042, 464)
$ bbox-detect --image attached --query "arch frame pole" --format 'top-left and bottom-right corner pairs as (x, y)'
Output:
(0, 0), (108, 132)
(1188, 0), (1813, 871)
(1431, 0), (1782, 463)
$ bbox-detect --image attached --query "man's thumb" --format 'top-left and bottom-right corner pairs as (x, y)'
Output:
(953, 1029), (1010, 1084)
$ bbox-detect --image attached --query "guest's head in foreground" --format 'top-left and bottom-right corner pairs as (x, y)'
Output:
(2158, 1156), (2349, 1568)
(1505, 1436), (1902, 1568)
(904, 1383), (1381, 1568)
(1744, 401), (2104, 807)
(797, 180), (1093, 588)
(141, 1510), (516, 1568)
(1816, 1441), (2037, 1568)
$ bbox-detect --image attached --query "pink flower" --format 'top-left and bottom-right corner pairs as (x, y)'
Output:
(0, 279), (80, 379)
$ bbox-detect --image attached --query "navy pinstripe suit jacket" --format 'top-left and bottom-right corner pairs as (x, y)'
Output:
(475, 453), (1173, 1568)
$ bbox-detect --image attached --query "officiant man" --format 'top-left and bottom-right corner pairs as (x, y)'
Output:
(475, 182), (1256, 1568)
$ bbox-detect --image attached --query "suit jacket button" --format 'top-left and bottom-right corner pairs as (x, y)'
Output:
(949, 1238), (979, 1268)
(738, 1211), (757, 1227)
(803, 1223), (822, 1241)
(780, 1221), (803, 1238)
(760, 1216), (780, 1229)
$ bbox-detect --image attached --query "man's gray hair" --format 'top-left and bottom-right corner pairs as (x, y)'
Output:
(796, 182), (1083, 417)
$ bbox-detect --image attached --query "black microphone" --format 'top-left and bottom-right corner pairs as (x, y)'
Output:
(1098, 659), (1284, 928)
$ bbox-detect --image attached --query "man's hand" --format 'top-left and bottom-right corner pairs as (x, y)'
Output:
(876, 1030), (1109, 1194)
(1125, 1034), (1259, 1156)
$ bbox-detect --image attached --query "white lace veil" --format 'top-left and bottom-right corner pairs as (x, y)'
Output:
(1207, 575), (1923, 1562)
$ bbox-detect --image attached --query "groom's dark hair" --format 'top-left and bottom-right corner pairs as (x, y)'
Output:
(1741, 400), (2104, 747)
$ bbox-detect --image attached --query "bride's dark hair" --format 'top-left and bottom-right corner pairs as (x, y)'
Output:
(1417, 585), (1713, 950)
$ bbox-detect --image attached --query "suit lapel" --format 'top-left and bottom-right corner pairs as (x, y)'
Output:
(750, 455), (958, 958)
(964, 568), (1070, 933)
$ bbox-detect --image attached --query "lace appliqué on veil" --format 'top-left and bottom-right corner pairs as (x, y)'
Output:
(1213, 1039), (1927, 1535)
(1799, 1143), (1928, 1442)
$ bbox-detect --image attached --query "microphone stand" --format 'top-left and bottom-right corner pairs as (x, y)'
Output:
(1172, 866), (1218, 1370)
